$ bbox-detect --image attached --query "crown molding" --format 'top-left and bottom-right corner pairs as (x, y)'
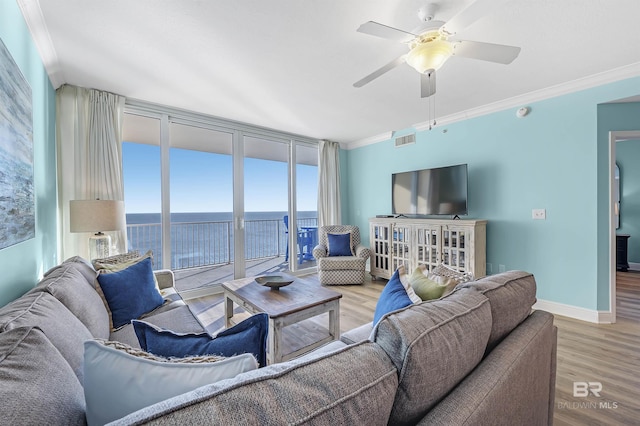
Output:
(346, 131), (394, 150)
(346, 62), (640, 149)
(17, 0), (64, 88)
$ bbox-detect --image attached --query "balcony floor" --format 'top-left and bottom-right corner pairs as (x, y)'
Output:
(173, 256), (317, 292)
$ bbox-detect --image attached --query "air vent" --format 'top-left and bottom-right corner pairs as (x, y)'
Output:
(395, 134), (416, 147)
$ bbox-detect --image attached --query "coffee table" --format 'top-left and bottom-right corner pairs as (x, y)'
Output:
(222, 275), (342, 365)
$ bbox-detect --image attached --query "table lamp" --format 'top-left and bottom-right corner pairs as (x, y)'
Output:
(70, 199), (125, 260)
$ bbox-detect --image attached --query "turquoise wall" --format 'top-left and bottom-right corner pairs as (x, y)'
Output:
(0, 1), (58, 306)
(343, 77), (640, 312)
(616, 139), (640, 264)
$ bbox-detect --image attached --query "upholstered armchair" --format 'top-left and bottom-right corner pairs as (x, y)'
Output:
(312, 225), (371, 285)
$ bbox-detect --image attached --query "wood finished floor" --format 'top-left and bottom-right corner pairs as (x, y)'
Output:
(186, 272), (640, 425)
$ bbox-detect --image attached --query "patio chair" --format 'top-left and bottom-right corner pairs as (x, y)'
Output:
(313, 225), (370, 285)
(284, 215), (314, 264)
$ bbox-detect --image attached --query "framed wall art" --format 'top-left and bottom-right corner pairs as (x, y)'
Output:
(0, 37), (34, 250)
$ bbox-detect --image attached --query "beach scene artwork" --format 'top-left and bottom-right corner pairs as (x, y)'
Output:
(0, 38), (34, 250)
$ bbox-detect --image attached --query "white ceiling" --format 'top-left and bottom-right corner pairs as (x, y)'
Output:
(19, 0), (640, 145)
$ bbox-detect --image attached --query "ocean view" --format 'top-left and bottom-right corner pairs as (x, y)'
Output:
(126, 211), (318, 269)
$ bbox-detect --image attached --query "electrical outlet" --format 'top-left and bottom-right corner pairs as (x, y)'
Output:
(499, 264), (506, 273)
(532, 209), (546, 220)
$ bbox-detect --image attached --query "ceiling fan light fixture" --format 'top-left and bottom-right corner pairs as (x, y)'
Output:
(406, 38), (453, 74)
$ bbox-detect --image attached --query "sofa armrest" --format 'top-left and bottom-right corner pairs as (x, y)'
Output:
(340, 322), (373, 345)
(313, 244), (328, 259)
(355, 245), (371, 259)
(154, 269), (175, 290)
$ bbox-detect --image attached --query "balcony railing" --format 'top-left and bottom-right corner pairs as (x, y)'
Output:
(127, 217), (317, 270)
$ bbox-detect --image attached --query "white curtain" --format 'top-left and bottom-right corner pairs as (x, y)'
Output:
(317, 139), (341, 227)
(56, 85), (126, 260)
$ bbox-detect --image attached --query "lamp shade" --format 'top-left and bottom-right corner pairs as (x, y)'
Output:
(70, 200), (125, 233)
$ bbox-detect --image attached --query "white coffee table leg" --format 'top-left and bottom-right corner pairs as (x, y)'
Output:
(224, 293), (234, 328)
(328, 300), (340, 340)
(267, 317), (281, 365)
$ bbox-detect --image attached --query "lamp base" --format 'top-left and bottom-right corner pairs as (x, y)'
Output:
(89, 233), (111, 260)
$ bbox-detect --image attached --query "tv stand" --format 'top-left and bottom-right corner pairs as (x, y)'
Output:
(369, 217), (487, 280)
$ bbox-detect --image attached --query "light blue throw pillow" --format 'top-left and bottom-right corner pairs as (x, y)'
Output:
(83, 339), (258, 426)
(327, 232), (354, 256)
(96, 257), (164, 329)
(133, 312), (269, 367)
(373, 268), (413, 325)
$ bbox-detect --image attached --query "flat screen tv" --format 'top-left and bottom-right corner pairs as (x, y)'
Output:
(392, 164), (468, 216)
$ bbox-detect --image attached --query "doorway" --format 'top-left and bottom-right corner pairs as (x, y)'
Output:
(608, 130), (640, 322)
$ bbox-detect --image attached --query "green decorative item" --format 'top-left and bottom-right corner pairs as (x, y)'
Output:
(410, 268), (453, 301)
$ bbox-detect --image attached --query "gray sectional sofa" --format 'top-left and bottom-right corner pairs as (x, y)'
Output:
(0, 256), (557, 425)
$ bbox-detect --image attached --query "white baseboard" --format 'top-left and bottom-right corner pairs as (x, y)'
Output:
(628, 262), (640, 271)
(533, 299), (614, 324)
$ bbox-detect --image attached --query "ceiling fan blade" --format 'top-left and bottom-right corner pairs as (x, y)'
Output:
(441, 0), (514, 36)
(452, 40), (521, 64)
(357, 21), (415, 43)
(353, 55), (407, 88)
(420, 71), (436, 98)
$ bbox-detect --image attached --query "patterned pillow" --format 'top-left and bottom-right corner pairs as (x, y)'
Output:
(429, 263), (474, 284)
(84, 339), (258, 425)
(92, 250), (141, 267)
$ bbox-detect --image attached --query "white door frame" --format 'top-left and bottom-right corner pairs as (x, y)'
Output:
(608, 130), (640, 323)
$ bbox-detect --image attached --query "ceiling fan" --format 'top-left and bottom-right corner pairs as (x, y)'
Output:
(353, 0), (521, 98)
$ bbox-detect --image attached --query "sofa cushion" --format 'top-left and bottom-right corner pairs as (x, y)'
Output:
(110, 341), (398, 426)
(317, 256), (367, 271)
(44, 256), (98, 286)
(459, 270), (537, 351)
(419, 310), (556, 426)
(84, 339), (258, 426)
(0, 327), (85, 425)
(373, 268), (414, 325)
(97, 257), (165, 330)
(372, 287), (492, 425)
(36, 265), (109, 339)
(133, 313), (269, 367)
(0, 291), (93, 383)
(110, 304), (206, 348)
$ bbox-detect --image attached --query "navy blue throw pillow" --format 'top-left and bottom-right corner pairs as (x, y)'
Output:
(327, 232), (354, 256)
(133, 313), (269, 367)
(373, 269), (413, 325)
(96, 257), (164, 329)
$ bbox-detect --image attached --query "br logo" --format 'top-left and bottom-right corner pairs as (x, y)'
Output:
(573, 382), (602, 397)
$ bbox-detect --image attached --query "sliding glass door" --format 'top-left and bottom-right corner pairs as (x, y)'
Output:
(122, 106), (318, 290)
(169, 122), (233, 285)
(295, 143), (319, 270)
(242, 135), (289, 275)
(122, 114), (163, 265)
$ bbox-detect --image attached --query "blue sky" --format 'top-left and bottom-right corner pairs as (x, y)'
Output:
(122, 143), (317, 213)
